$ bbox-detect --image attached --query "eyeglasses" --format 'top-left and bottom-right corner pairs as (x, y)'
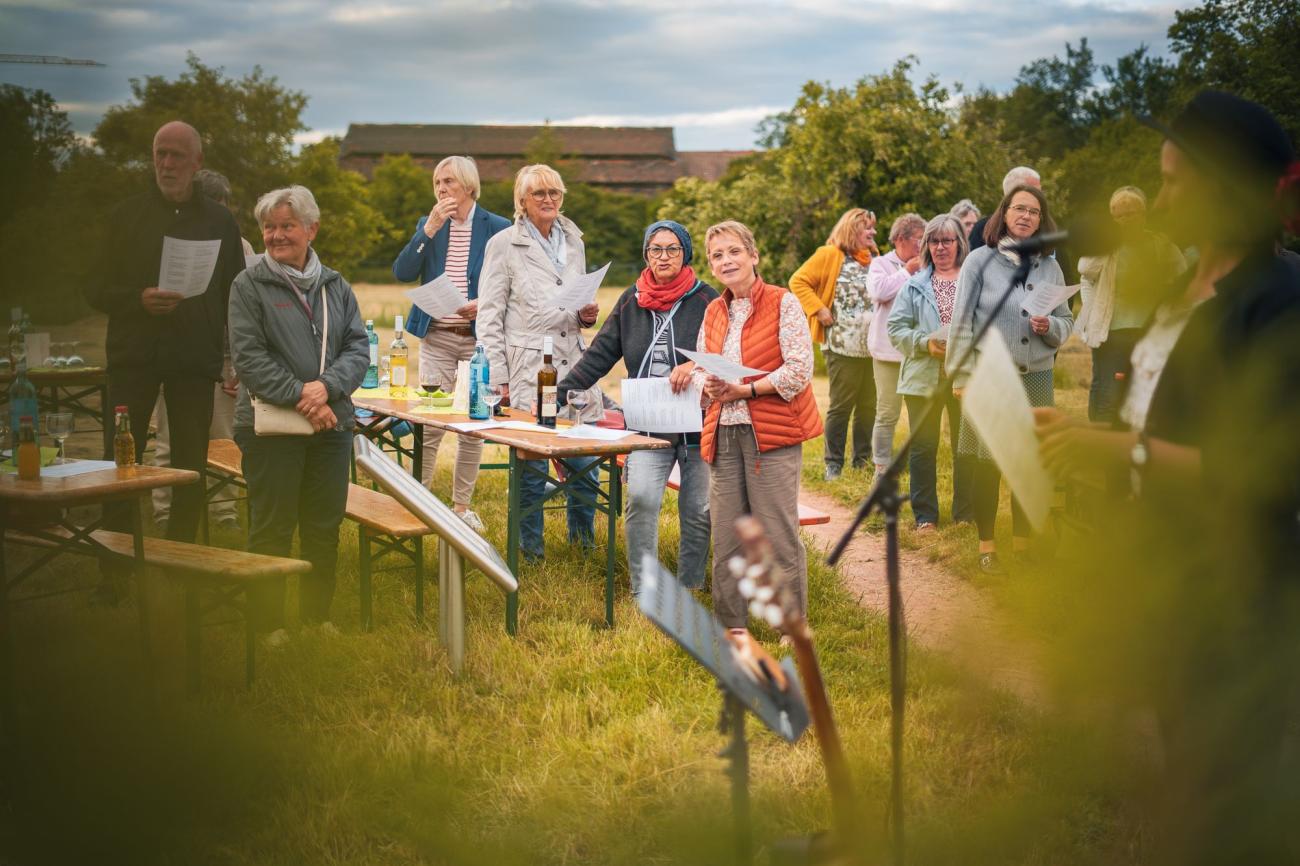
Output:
(529, 188), (564, 202)
(1009, 204), (1042, 219)
(928, 237), (957, 247)
(645, 245), (683, 259)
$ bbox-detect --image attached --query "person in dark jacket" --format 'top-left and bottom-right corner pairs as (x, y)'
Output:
(967, 166), (1040, 252)
(391, 156), (511, 532)
(87, 120), (245, 545)
(229, 185), (369, 643)
(1034, 91), (1300, 864)
(557, 220), (718, 595)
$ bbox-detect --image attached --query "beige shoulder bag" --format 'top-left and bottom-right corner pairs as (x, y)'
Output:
(252, 287), (329, 436)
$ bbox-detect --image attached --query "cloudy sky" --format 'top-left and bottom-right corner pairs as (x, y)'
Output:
(2, 0), (1181, 151)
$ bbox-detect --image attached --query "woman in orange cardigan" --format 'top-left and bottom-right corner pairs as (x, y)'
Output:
(694, 220), (822, 641)
(790, 207), (879, 480)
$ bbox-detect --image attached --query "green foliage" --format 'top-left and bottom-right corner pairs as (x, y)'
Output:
(562, 185), (660, 285)
(368, 154), (432, 252)
(92, 53), (307, 236)
(0, 84), (77, 220)
(291, 139), (384, 277)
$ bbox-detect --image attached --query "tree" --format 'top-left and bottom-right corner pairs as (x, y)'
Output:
(291, 139), (384, 277)
(93, 53), (308, 237)
(368, 154), (432, 253)
(0, 85), (77, 224)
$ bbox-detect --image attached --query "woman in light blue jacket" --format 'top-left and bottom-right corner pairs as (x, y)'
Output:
(887, 214), (974, 530)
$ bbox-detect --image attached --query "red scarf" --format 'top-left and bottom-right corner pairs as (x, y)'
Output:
(636, 265), (697, 311)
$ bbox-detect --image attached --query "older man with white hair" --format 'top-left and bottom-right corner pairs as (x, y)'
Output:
(968, 165), (1041, 251)
(88, 120), (245, 550)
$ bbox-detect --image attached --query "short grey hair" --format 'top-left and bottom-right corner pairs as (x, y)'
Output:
(888, 212), (927, 244)
(254, 185), (320, 226)
(920, 213), (970, 270)
(949, 198), (980, 221)
(1002, 166), (1040, 195)
(194, 169), (232, 205)
(434, 155), (482, 200)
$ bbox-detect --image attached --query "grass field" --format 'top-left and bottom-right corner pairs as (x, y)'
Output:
(3, 286), (1138, 865)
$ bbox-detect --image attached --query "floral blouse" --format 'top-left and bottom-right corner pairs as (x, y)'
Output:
(694, 291), (814, 426)
(826, 259), (872, 357)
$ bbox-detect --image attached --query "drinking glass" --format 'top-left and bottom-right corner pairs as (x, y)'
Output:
(66, 341), (85, 368)
(484, 385), (504, 415)
(46, 412), (74, 464)
(566, 389), (591, 423)
(379, 355), (391, 387)
(420, 374), (441, 409)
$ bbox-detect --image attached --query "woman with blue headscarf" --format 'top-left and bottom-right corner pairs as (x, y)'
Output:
(557, 220), (718, 596)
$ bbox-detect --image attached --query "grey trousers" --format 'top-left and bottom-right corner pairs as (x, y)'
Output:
(708, 425), (807, 629)
(418, 328), (484, 506)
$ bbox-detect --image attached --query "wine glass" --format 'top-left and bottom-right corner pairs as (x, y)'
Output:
(483, 384), (504, 416)
(65, 341), (85, 368)
(46, 412), (74, 464)
(379, 355), (391, 387)
(420, 373), (441, 409)
(566, 389), (591, 424)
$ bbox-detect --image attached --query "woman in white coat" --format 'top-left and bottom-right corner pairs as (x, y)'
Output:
(477, 163), (601, 560)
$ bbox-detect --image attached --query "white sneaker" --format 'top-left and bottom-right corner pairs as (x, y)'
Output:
(264, 628), (290, 649)
(457, 509), (486, 534)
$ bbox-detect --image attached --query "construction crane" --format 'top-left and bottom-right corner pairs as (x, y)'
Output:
(0, 54), (104, 67)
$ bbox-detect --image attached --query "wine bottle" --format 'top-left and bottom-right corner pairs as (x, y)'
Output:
(363, 319), (379, 389)
(389, 314), (409, 398)
(113, 405), (136, 467)
(536, 336), (557, 428)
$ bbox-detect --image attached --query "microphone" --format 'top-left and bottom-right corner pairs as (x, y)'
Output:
(1002, 217), (1121, 257)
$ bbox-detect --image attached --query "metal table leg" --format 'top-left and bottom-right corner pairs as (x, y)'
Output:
(505, 448), (520, 636)
(605, 454), (621, 629)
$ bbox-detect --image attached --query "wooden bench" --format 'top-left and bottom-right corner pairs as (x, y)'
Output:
(5, 526), (310, 694)
(205, 439), (435, 631)
(614, 455), (830, 526)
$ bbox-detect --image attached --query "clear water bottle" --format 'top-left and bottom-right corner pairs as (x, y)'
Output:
(469, 342), (489, 420)
(362, 319), (379, 388)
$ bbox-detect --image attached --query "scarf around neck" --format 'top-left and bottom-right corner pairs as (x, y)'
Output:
(264, 248), (322, 295)
(635, 265), (697, 311)
(525, 218), (567, 272)
(997, 235), (1024, 267)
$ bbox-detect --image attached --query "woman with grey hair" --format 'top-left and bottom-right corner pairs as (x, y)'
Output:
(865, 212), (927, 477)
(887, 214), (974, 528)
(949, 199), (981, 239)
(229, 184), (370, 644)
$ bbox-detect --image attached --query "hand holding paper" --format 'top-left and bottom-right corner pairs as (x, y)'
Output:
(1021, 283), (1080, 318)
(406, 273), (465, 321)
(621, 377), (703, 433)
(676, 347), (766, 382)
(159, 236), (222, 298)
(546, 262), (611, 310)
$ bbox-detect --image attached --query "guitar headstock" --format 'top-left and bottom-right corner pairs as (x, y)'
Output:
(730, 515), (806, 638)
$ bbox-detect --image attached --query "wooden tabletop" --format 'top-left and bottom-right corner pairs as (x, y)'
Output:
(352, 398), (669, 458)
(0, 464), (197, 504)
(0, 366), (107, 386)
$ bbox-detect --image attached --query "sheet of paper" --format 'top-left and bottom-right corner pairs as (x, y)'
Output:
(961, 333), (1052, 531)
(620, 377), (703, 433)
(545, 262), (611, 310)
(1021, 283), (1080, 318)
(676, 347), (766, 382)
(448, 421), (503, 433)
(493, 420), (560, 434)
(25, 332), (50, 365)
(39, 459), (118, 478)
(405, 273), (465, 321)
(159, 236), (222, 298)
(555, 424), (636, 441)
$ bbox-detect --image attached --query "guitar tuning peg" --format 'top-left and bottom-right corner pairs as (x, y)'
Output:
(738, 577), (756, 599)
(763, 606), (784, 629)
(745, 563), (766, 581)
(727, 556), (747, 578)
(755, 585), (775, 603)
(749, 599), (767, 621)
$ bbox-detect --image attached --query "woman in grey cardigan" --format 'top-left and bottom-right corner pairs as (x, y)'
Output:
(946, 185), (1072, 573)
(229, 185), (369, 643)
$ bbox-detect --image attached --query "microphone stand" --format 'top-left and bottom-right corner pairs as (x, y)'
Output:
(826, 253), (1034, 866)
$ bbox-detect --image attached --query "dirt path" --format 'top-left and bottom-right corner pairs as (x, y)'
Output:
(799, 489), (1044, 705)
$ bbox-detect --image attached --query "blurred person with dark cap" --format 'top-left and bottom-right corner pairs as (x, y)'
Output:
(1034, 91), (1300, 864)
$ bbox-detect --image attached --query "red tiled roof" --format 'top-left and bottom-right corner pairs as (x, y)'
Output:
(341, 123), (677, 160)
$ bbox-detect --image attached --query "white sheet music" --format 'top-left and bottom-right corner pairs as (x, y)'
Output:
(676, 347), (766, 382)
(545, 262), (611, 310)
(1021, 283), (1080, 318)
(961, 333), (1052, 531)
(555, 424), (636, 441)
(620, 377), (703, 433)
(159, 236), (222, 298)
(406, 273), (464, 320)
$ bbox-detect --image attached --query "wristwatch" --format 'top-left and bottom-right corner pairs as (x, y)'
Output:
(1130, 431), (1149, 496)
(749, 383), (758, 399)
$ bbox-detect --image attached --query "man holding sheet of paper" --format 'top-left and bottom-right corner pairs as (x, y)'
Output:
(391, 156), (510, 532)
(86, 120), (244, 549)
(556, 219), (718, 595)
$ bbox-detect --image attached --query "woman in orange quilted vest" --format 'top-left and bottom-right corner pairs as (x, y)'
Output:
(693, 220), (823, 641)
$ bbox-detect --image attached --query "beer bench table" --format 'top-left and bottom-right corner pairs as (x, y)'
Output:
(0, 366), (113, 458)
(351, 396), (670, 633)
(204, 439), (434, 631)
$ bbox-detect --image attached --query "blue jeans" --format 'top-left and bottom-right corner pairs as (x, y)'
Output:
(625, 441), (711, 594)
(1088, 328), (1141, 424)
(519, 456), (598, 558)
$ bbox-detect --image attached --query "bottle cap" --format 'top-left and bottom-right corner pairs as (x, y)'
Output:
(115, 404), (128, 413)
(366, 319), (374, 327)
(543, 335), (553, 353)
(394, 314), (404, 333)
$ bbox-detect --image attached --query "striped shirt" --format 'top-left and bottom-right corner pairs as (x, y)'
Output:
(437, 205), (475, 327)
